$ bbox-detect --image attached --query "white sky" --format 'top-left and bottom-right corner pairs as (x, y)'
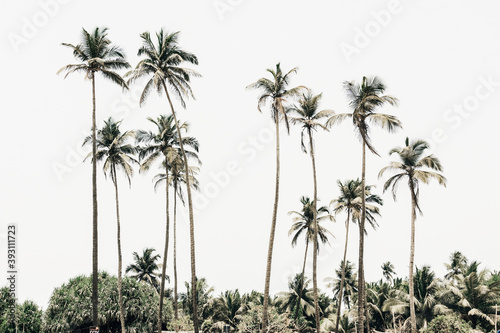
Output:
(1, 0), (500, 310)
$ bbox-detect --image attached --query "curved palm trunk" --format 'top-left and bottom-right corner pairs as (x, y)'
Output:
(408, 183), (417, 333)
(335, 210), (351, 333)
(261, 118), (281, 333)
(162, 81), (199, 333)
(173, 180), (179, 333)
(112, 167), (126, 333)
(357, 142), (366, 333)
(91, 72), (99, 327)
(308, 129), (321, 333)
(158, 161), (170, 333)
(294, 241), (310, 321)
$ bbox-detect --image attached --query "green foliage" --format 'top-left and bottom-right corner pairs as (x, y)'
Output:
(44, 272), (172, 332)
(236, 304), (298, 333)
(421, 314), (472, 333)
(0, 288), (42, 333)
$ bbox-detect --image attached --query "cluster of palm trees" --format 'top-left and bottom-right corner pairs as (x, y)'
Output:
(59, 27), (201, 333)
(247, 64), (447, 333)
(57, 26), (485, 333)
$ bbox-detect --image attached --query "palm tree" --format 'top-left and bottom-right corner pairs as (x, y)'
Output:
(247, 63), (307, 332)
(83, 118), (137, 333)
(137, 114), (199, 333)
(288, 196), (333, 321)
(276, 273), (315, 322)
(288, 91), (333, 332)
(327, 76), (400, 333)
(379, 138), (447, 333)
(330, 179), (382, 333)
(126, 29), (201, 333)
(154, 154), (200, 332)
(58, 27), (130, 326)
(126, 248), (162, 291)
(444, 251), (469, 281)
(382, 262), (396, 284)
(212, 290), (245, 330)
(326, 260), (358, 312)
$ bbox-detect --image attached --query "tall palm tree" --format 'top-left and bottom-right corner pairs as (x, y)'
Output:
(327, 76), (400, 333)
(83, 118), (137, 333)
(126, 248), (162, 291)
(331, 179), (382, 333)
(288, 196), (333, 321)
(247, 63), (307, 332)
(288, 92), (333, 332)
(154, 154), (200, 332)
(379, 138), (446, 333)
(126, 29), (201, 333)
(326, 260), (358, 312)
(137, 114), (199, 333)
(58, 27), (130, 326)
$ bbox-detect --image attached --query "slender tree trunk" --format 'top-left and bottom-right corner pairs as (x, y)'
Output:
(158, 160), (170, 333)
(408, 183), (417, 333)
(91, 72), (99, 327)
(174, 180), (179, 333)
(308, 129), (321, 333)
(357, 142), (366, 333)
(112, 167), (126, 333)
(162, 81), (199, 333)
(294, 241), (309, 321)
(335, 211), (351, 333)
(261, 118), (281, 333)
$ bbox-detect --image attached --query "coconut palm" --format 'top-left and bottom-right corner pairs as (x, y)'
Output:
(137, 114), (199, 332)
(276, 273), (315, 322)
(330, 179), (382, 333)
(126, 29), (201, 333)
(126, 248), (162, 291)
(287, 91), (333, 332)
(444, 251), (469, 281)
(327, 76), (400, 333)
(379, 138), (446, 333)
(288, 196), (333, 322)
(154, 154), (200, 332)
(246, 63), (307, 332)
(83, 118), (137, 333)
(382, 262), (396, 284)
(326, 260), (358, 312)
(58, 27), (130, 326)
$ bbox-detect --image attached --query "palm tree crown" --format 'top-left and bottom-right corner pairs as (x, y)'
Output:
(58, 27), (130, 85)
(125, 248), (162, 292)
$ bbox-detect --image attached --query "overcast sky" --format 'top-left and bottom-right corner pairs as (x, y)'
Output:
(1, 0), (500, 309)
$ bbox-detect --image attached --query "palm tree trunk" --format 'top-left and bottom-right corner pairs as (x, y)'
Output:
(112, 166), (126, 333)
(294, 241), (309, 321)
(158, 160), (170, 333)
(91, 72), (99, 328)
(308, 129), (321, 333)
(173, 180), (179, 333)
(335, 211), (351, 333)
(358, 142), (366, 333)
(408, 183), (417, 333)
(161, 81), (199, 333)
(261, 117), (281, 333)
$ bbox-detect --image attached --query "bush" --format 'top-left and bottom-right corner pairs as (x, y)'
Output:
(421, 314), (472, 333)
